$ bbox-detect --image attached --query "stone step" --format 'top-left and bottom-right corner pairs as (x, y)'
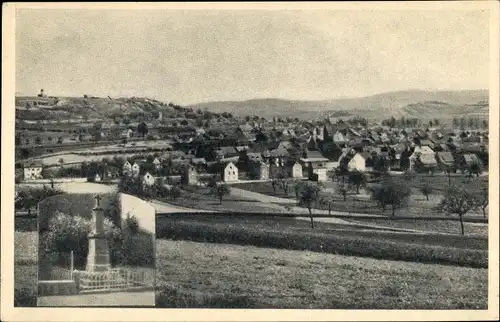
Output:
(38, 280), (78, 296)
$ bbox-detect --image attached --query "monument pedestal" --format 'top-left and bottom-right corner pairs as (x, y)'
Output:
(86, 203), (111, 272)
(86, 235), (111, 272)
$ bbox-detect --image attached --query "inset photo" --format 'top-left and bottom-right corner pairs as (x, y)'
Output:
(37, 192), (155, 307)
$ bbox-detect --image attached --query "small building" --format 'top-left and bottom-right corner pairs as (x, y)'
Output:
(152, 158), (161, 170)
(182, 165), (199, 185)
(223, 162), (239, 182)
(142, 172), (155, 187)
(291, 162), (303, 178)
(251, 162), (270, 180)
(436, 152), (455, 169)
(94, 173), (102, 182)
(131, 162), (140, 177)
(347, 153), (367, 172)
(23, 161), (44, 180)
(308, 163), (328, 182)
(122, 161), (132, 176)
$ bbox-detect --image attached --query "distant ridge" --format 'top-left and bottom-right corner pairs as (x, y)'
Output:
(186, 89), (488, 120)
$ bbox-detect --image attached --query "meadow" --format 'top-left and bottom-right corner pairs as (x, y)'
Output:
(155, 239), (487, 309)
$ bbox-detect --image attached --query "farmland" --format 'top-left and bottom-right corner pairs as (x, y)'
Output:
(155, 239), (487, 309)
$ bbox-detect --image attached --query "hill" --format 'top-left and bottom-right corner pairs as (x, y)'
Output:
(186, 90), (489, 121)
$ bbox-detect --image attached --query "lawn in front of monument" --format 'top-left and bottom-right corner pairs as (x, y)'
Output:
(155, 239), (488, 309)
(37, 290), (156, 307)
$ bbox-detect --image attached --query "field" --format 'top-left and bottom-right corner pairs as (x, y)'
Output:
(233, 173), (488, 218)
(346, 218), (488, 237)
(164, 185), (292, 213)
(14, 232), (38, 306)
(156, 214), (487, 267)
(155, 239), (487, 309)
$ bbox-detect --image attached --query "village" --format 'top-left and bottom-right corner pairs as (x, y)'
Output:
(17, 101), (488, 190)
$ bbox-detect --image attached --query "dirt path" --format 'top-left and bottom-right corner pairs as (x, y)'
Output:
(37, 290), (155, 307)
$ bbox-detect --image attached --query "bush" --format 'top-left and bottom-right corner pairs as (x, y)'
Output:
(41, 211), (123, 269)
(156, 220), (487, 268)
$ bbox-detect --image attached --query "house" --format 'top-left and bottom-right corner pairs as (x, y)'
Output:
(460, 154), (481, 168)
(122, 161), (132, 176)
(94, 173), (102, 182)
(308, 163), (328, 182)
(347, 153), (367, 172)
(299, 149), (328, 164)
(223, 162), (239, 182)
(152, 158), (161, 170)
(291, 162), (303, 178)
(142, 172), (155, 187)
(190, 158), (207, 171)
(436, 152), (455, 169)
(415, 154), (438, 172)
(251, 162), (270, 180)
(23, 161), (44, 180)
(182, 165), (199, 185)
(131, 162), (140, 177)
(333, 131), (348, 146)
(121, 129), (134, 139)
(247, 152), (263, 164)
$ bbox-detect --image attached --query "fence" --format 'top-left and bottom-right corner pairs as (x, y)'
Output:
(76, 267), (155, 293)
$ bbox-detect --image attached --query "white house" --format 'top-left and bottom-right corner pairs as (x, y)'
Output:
(121, 129), (134, 139)
(122, 161), (132, 176)
(142, 172), (155, 187)
(23, 162), (43, 180)
(94, 173), (102, 182)
(223, 162), (239, 182)
(131, 162), (141, 177)
(152, 158), (161, 170)
(347, 153), (367, 172)
(291, 162), (303, 178)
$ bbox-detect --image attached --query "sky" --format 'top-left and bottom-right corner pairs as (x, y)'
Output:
(15, 8), (489, 105)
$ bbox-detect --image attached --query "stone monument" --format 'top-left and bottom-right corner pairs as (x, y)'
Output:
(86, 195), (111, 272)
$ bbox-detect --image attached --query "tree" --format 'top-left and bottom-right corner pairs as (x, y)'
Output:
(438, 185), (476, 235)
(475, 188), (488, 218)
(370, 178), (411, 216)
(402, 170), (416, 182)
(58, 158), (64, 168)
(293, 180), (304, 200)
(444, 166), (453, 186)
(348, 171), (367, 194)
(169, 185), (181, 200)
(35, 136), (42, 145)
(275, 171), (290, 195)
(336, 182), (349, 201)
(319, 194), (335, 215)
(57, 136), (63, 144)
(297, 182), (322, 229)
(420, 183), (433, 201)
(210, 183), (231, 204)
(137, 122), (149, 138)
(468, 161), (483, 178)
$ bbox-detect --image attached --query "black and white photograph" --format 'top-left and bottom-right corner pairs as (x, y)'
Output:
(5, 1), (499, 319)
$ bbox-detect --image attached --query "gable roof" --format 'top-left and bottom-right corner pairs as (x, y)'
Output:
(436, 152), (454, 164)
(419, 154), (438, 166)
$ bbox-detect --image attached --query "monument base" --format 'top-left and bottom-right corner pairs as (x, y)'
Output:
(86, 237), (111, 272)
(38, 280), (78, 296)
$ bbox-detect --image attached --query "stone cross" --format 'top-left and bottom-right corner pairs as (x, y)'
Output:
(94, 194), (102, 208)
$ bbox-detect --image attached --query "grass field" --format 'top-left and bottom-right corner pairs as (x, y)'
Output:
(155, 239), (487, 309)
(346, 218), (489, 237)
(164, 185), (291, 213)
(234, 176), (488, 218)
(14, 232), (38, 307)
(156, 214), (487, 267)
